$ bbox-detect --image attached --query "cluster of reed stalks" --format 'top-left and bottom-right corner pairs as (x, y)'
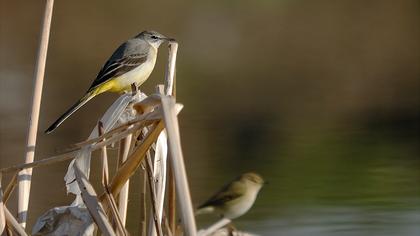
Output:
(0, 1), (255, 235)
(0, 0), (203, 235)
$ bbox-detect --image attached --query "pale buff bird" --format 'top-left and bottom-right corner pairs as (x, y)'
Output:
(196, 172), (265, 219)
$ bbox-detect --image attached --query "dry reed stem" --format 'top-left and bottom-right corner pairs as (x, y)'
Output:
(74, 164), (116, 236)
(102, 120), (165, 199)
(99, 122), (127, 236)
(162, 213), (174, 236)
(164, 41), (178, 96)
(147, 128), (168, 236)
(197, 218), (231, 236)
(5, 223), (13, 236)
(133, 94), (162, 114)
(90, 122), (151, 151)
(146, 152), (163, 236)
(168, 166), (176, 234)
(18, 0), (55, 227)
(0, 105), (163, 174)
(1, 173), (5, 234)
(103, 190), (127, 236)
(151, 86), (168, 236)
(72, 95), (165, 149)
(1, 149), (80, 174)
(161, 96), (197, 236)
(3, 206), (28, 236)
(69, 107), (163, 151)
(165, 41), (178, 236)
(98, 122), (109, 188)
(3, 172), (18, 204)
(139, 167), (147, 236)
(117, 136), (132, 226)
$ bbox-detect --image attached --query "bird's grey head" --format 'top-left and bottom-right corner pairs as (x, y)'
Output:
(136, 30), (171, 48)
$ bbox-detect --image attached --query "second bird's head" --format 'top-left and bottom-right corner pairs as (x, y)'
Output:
(240, 172), (265, 191)
(136, 30), (173, 48)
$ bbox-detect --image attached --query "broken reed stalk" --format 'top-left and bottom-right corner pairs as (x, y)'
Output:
(148, 130), (168, 236)
(145, 152), (163, 236)
(197, 218), (231, 236)
(103, 190), (127, 236)
(0, 102), (164, 174)
(98, 122), (109, 189)
(139, 168), (147, 236)
(168, 166), (176, 234)
(1, 149), (81, 174)
(114, 84), (137, 227)
(164, 41), (178, 96)
(3, 206), (29, 236)
(161, 96), (197, 235)
(1, 173), (5, 234)
(105, 192), (128, 235)
(165, 41), (179, 235)
(102, 120), (165, 200)
(18, 0), (54, 227)
(162, 212), (174, 236)
(5, 224), (13, 236)
(74, 164), (116, 236)
(73, 102), (163, 149)
(117, 135), (132, 226)
(146, 41), (179, 236)
(99, 122), (128, 236)
(3, 172), (18, 204)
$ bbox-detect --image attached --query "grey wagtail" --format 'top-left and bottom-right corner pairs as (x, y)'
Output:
(196, 172), (265, 220)
(45, 31), (172, 134)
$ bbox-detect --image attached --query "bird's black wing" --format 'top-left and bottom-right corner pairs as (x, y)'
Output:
(88, 53), (148, 90)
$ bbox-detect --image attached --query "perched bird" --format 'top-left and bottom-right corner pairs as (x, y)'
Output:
(196, 172), (265, 220)
(45, 31), (172, 134)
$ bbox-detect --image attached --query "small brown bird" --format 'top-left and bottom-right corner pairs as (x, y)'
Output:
(196, 172), (265, 220)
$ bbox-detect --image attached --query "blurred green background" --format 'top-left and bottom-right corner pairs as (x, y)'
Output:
(1, 0), (419, 235)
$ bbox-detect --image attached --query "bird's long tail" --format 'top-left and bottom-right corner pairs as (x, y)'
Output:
(45, 90), (96, 134)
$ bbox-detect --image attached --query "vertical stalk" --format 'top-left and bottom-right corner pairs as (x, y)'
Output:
(168, 165), (176, 234)
(161, 97), (197, 235)
(4, 207), (29, 236)
(18, 0), (54, 227)
(1, 174), (5, 234)
(117, 136), (132, 226)
(165, 40), (179, 235)
(164, 41), (178, 96)
(145, 152), (163, 236)
(3, 172), (18, 204)
(139, 167), (147, 236)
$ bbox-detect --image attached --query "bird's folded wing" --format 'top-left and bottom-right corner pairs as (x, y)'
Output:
(89, 53), (148, 90)
(198, 181), (245, 209)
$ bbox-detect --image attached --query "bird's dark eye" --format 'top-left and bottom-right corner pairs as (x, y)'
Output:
(151, 35), (158, 39)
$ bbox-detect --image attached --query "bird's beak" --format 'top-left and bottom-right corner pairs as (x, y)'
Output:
(161, 35), (176, 42)
(165, 37), (176, 42)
